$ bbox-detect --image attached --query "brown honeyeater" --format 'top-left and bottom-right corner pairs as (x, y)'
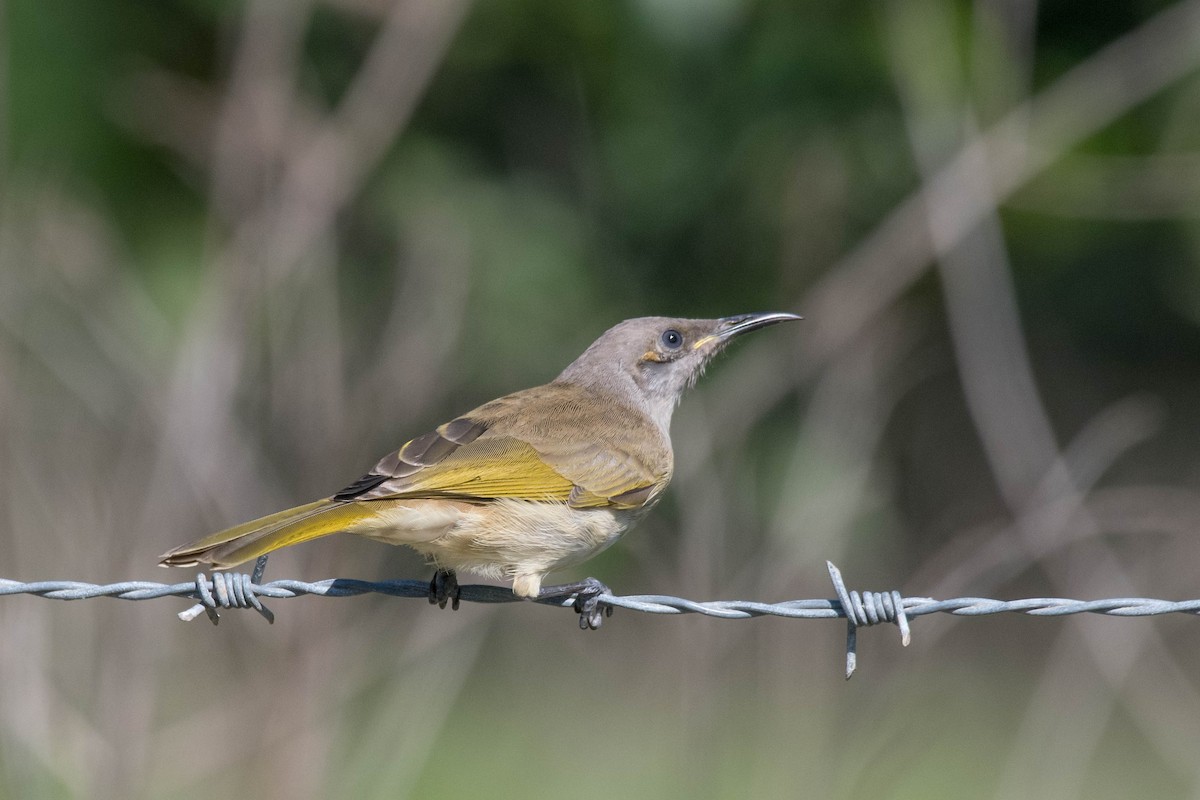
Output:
(160, 313), (800, 626)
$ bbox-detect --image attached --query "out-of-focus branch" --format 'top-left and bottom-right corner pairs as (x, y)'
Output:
(256, 0), (472, 281)
(884, 2), (1200, 791)
(142, 0), (473, 525)
(711, 0), (1200, 449)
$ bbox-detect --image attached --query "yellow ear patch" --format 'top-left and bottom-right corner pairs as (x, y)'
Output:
(641, 350), (667, 362)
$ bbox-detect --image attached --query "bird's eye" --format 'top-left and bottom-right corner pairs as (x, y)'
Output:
(660, 329), (683, 350)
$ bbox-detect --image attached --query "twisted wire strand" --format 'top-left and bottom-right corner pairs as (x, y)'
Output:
(5, 577), (1198, 617)
(2, 559), (1196, 677)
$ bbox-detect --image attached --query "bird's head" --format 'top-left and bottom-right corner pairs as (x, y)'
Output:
(557, 312), (801, 430)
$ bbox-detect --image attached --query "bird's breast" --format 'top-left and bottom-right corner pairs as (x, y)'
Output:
(409, 498), (644, 580)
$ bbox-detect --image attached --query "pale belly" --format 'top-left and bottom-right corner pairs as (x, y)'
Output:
(361, 498), (647, 597)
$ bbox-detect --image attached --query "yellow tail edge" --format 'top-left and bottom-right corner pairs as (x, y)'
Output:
(159, 499), (375, 569)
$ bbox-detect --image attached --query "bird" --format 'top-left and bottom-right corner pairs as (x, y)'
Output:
(159, 312), (800, 627)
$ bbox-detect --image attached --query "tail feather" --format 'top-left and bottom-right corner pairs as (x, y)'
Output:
(159, 499), (377, 569)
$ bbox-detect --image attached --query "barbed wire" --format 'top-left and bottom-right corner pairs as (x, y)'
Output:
(0, 559), (1196, 678)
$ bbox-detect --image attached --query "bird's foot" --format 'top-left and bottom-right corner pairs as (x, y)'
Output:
(537, 577), (613, 630)
(428, 569), (460, 610)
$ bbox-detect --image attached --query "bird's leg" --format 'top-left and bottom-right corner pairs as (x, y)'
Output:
(537, 577), (613, 630)
(428, 569), (460, 610)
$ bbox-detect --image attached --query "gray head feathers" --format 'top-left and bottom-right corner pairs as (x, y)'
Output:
(555, 313), (800, 432)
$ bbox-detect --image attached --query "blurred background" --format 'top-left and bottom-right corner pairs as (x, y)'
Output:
(2, 0), (1200, 797)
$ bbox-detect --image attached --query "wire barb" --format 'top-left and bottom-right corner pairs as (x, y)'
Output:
(3, 561), (1200, 677)
(826, 561), (913, 679)
(178, 555), (275, 625)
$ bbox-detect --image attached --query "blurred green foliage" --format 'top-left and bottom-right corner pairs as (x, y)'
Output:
(7, 0), (1200, 363)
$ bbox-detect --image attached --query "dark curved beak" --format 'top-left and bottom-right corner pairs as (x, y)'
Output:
(717, 311), (802, 338)
(693, 312), (802, 349)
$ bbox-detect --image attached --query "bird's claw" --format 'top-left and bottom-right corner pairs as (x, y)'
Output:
(536, 577), (613, 629)
(428, 570), (460, 610)
(571, 578), (613, 630)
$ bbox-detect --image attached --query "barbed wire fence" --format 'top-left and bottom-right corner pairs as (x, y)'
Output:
(1, 557), (1197, 678)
